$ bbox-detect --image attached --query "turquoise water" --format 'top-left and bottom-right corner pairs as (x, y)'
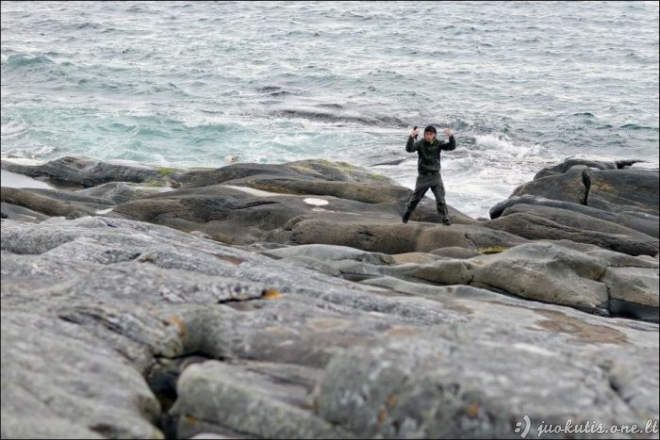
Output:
(2, 1), (658, 217)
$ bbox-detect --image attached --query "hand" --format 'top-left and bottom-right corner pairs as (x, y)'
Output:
(410, 128), (420, 138)
(444, 128), (454, 137)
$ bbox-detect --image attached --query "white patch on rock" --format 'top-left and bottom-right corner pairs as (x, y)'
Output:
(513, 343), (559, 357)
(224, 185), (283, 197)
(96, 208), (114, 215)
(304, 198), (329, 206)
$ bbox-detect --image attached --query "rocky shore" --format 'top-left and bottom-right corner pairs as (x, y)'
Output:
(1, 155), (658, 439)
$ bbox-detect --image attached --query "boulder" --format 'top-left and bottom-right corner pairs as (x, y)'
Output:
(1, 312), (163, 439)
(1, 156), (177, 188)
(240, 179), (412, 204)
(489, 195), (659, 238)
(533, 158), (619, 179)
(512, 165), (589, 204)
(23, 187), (115, 209)
(470, 242), (610, 314)
(172, 361), (351, 439)
(77, 182), (165, 204)
(0, 202), (50, 223)
(485, 212), (658, 256)
(1, 187), (99, 219)
(288, 221), (527, 254)
(264, 244), (394, 265)
(315, 337), (642, 439)
(179, 159), (400, 189)
(587, 169), (659, 216)
(500, 204), (658, 247)
(430, 247), (482, 259)
(602, 267), (659, 323)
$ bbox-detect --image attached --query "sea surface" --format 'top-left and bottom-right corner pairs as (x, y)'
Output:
(2, 1), (658, 218)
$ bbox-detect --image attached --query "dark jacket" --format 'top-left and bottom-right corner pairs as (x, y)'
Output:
(406, 135), (456, 174)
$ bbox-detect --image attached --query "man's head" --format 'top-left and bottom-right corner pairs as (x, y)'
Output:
(424, 125), (437, 142)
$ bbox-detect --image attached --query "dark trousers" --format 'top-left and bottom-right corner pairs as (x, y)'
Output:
(405, 172), (449, 219)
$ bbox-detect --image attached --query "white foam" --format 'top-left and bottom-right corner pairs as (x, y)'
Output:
(630, 162), (659, 171)
(0, 120), (29, 137)
(153, 154), (170, 167)
(474, 134), (543, 159)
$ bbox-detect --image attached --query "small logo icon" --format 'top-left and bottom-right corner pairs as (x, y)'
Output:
(515, 415), (531, 438)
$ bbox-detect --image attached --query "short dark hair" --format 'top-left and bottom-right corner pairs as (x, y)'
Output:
(424, 125), (437, 134)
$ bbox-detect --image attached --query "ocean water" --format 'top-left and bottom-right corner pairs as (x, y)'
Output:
(2, 1), (658, 218)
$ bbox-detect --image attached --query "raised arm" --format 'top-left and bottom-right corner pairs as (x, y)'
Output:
(406, 127), (420, 152)
(406, 136), (419, 153)
(440, 128), (456, 151)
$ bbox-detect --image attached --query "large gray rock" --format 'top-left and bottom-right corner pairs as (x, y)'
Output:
(485, 212), (659, 256)
(533, 158), (619, 179)
(406, 259), (476, 285)
(467, 242), (659, 322)
(430, 247), (482, 259)
(548, 239), (660, 269)
(113, 190), (303, 244)
(77, 182), (165, 204)
(390, 252), (445, 265)
(179, 159), (399, 189)
(1, 156), (176, 188)
(5, 153), (660, 440)
(21, 187), (115, 208)
(587, 169), (659, 216)
(172, 361), (352, 439)
(234, 178), (411, 204)
(489, 195), (659, 238)
(2, 206), (659, 439)
(225, 177), (475, 224)
(264, 244), (394, 265)
(360, 276), (500, 301)
(1, 312), (163, 439)
(602, 267), (659, 323)
(511, 165), (589, 205)
(113, 188), (482, 249)
(500, 204), (658, 247)
(315, 338), (641, 439)
(499, 163), (659, 236)
(1, 186), (99, 219)
(289, 221), (527, 254)
(470, 242), (609, 314)
(279, 256), (344, 277)
(602, 350), (660, 424)
(2, 157), (478, 251)
(0, 202), (50, 223)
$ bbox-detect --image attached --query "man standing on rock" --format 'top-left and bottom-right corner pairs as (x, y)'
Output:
(402, 125), (456, 225)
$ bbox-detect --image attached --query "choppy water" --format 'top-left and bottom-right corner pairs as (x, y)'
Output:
(2, 1), (658, 218)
